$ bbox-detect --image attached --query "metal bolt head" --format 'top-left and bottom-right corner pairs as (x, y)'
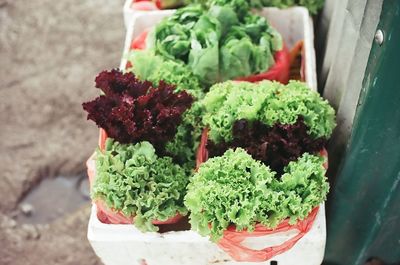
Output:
(375, 29), (384, 45)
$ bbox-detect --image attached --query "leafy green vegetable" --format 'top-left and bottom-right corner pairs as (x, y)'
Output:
(208, 5), (239, 36)
(149, 4), (204, 62)
(126, 50), (205, 169)
(185, 0), (254, 19)
(277, 152), (329, 223)
(201, 80), (336, 143)
(126, 50), (204, 99)
(187, 13), (221, 85)
(261, 0), (324, 14)
(206, 0), (252, 19)
(185, 148), (328, 241)
(185, 0), (325, 15)
(92, 139), (188, 232)
(150, 3), (282, 85)
(165, 100), (204, 169)
(219, 14), (282, 80)
(201, 81), (276, 142)
(260, 81), (336, 139)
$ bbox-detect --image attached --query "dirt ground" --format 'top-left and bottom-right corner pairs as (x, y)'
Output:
(0, 0), (125, 264)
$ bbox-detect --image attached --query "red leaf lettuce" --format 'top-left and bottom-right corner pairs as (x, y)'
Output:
(82, 69), (194, 152)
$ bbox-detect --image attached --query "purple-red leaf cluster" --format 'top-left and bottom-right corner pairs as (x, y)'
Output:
(82, 69), (193, 150)
(206, 117), (326, 175)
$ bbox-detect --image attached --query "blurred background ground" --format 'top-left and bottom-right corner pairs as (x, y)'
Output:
(0, 0), (125, 264)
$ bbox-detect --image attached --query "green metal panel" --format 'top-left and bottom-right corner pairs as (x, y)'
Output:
(323, 1), (400, 265)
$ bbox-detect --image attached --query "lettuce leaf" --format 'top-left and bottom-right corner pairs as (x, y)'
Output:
(259, 81), (336, 138)
(151, 3), (282, 85)
(260, 0), (324, 14)
(185, 0), (325, 15)
(165, 100), (204, 168)
(219, 15), (281, 80)
(151, 4), (204, 62)
(207, 117), (327, 175)
(126, 50), (204, 99)
(82, 69), (194, 149)
(92, 139), (188, 232)
(185, 148), (328, 241)
(126, 50), (204, 168)
(201, 80), (336, 143)
(188, 13), (221, 85)
(186, 0), (252, 19)
(208, 5), (239, 36)
(201, 81), (279, 142)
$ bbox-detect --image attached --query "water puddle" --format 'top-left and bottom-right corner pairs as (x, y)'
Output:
(16, 173), (90, 224)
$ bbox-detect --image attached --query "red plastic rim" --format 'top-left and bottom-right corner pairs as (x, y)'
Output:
(95, 199), (183, 225)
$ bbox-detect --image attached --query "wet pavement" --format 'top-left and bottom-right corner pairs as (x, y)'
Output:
(16, 173), (90, 224)
(0, 0), (125, 264)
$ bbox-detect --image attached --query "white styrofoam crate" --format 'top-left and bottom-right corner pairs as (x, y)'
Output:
(89, 7), (325, 265)
(123, 0), (160, 29)
(123, 0), (135, 28)
(88, 204), (326, 265)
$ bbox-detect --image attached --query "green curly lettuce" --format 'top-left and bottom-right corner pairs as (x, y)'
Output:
(201, 81), (278, 142)
(165, 100), (204, 170)
(92, 139), (188, 232)
(259, 81), (336, 138)
(185, 148), (276, 240)
(277, 152), (329, 223)
(201, 80), (336, 143)
(185, 148), (328, 241)
(126, 50), (204, 99)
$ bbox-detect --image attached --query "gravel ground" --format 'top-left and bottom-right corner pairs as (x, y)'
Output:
(0, 0), (125, 264)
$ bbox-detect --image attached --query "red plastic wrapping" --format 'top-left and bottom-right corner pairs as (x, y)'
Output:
(196, 129), (328, 262)
(94, 198), (183, 225)
(218, 207), (319, 262)
(86, 128), (183, 225)
(130, 0), (182, 10)
(128, 31), (291, 84)
(235, 46), (291, 84)
(131, 1), (159, 11)
(130, 30), (149, 51)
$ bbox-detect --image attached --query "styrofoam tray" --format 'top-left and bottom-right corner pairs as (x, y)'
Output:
(88, 204), (326, 265)
(120, 7), (317, 91)
(89, 7), (325, 265)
